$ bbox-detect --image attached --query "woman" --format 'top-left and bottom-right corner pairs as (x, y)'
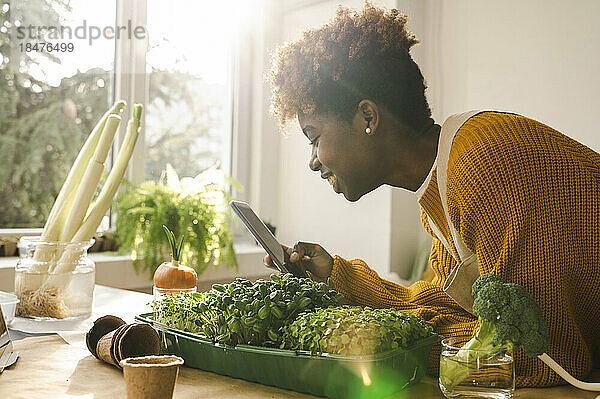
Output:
(265, 3), (600, 388)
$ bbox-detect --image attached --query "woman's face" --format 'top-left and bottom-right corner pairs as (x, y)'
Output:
(297, 109), (383, 202)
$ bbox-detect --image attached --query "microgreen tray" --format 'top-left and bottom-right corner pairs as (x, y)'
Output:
(135, 312), (440, 399)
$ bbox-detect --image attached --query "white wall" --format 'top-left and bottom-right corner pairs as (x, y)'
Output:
(273, 0), (397, 276)
(262, 0), (600, 279)
(421, 0), (600, 150)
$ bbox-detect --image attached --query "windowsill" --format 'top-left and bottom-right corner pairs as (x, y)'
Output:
(0, 243), (267, 292)
(0, 228), (44, 239)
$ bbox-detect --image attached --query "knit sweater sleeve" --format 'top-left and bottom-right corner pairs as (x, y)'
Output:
(329, 255), (474, 332)
(330, 255), (424, 308)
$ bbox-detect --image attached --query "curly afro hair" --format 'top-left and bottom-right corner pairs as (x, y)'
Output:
(267, 3), (431, 133)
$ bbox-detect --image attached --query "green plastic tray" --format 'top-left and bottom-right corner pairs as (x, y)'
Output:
(135, 312), (440, 399)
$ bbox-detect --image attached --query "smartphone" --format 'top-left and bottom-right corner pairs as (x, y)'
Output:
(229, 200), (307, 277)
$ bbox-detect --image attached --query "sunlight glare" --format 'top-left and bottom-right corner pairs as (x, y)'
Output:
(360, 367), (372, 386)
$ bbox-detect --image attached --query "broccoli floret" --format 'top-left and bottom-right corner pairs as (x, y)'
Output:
(440, 273), (549, 391)
(470, 272), (504, 298)
(473, 277), (549, 356)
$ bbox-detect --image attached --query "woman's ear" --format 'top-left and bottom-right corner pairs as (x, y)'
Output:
(357, 99), (379, 135)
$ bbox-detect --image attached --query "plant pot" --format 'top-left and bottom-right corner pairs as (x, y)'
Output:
(96, 323), (161, 369)
(120, 355), (184, 399)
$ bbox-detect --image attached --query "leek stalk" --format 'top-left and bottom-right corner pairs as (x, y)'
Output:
(58, 114), (121, 243)
(74, 104), (142, 243)
(51, 105), (143, 274)
(33, 101), (126, 264)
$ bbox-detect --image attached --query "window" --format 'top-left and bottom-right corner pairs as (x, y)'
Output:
(0, 0), (116, 229)
(0, 0), (257, 235)
(143, 0), (235, 182)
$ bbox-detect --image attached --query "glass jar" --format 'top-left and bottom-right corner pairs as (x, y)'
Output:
(439, 337), (515, 399)
(14, 236), (95, 320)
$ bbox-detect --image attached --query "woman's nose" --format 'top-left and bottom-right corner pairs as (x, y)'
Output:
(309, 146), (321, 171)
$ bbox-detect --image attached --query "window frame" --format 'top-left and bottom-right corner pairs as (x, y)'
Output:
(113, 0), (284, 241)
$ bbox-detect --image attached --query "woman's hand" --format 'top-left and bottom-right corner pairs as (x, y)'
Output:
(264, 242), (333, 283)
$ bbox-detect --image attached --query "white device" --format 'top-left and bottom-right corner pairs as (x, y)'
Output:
(0, 306), (17, 373)
(229, 200), (307, 277)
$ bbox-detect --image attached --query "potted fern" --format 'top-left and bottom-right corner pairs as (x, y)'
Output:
(115, 164), (238, 278)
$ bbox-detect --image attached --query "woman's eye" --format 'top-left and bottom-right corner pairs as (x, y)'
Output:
(310, 136), (320, 146)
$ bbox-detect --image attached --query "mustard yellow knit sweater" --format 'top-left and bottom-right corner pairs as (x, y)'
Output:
(331, 112), (600, 387)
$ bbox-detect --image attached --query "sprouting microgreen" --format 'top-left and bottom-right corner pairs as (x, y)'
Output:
(152, 273), (344, 347)
(281, 306), (434, 356)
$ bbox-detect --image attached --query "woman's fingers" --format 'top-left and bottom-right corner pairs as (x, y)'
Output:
(263, 241), (333, 282)
(282, 244), (293, 256)
(290, 242), (323, 262)
(293, 261), (310, 278)
(267, 242), (331, 281)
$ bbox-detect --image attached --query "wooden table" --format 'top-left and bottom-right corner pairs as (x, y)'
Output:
(2, 286), (598, 398)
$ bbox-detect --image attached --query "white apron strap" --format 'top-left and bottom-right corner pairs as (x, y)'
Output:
(435, 110), (486, 314)
(436, 110), (482, 262)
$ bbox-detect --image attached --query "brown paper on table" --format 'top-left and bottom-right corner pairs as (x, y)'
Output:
(1, 336), (319, 399)
(2, 336), (598, 399)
